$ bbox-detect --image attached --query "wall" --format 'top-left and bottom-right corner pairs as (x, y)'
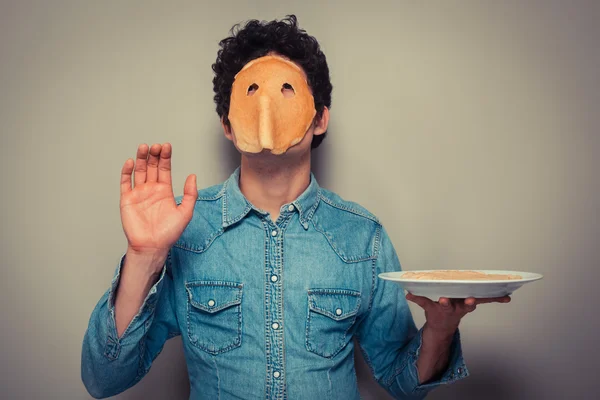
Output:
(1, 1), (598, 399)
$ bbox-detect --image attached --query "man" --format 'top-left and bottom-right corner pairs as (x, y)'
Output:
(81, 15), (509, 399)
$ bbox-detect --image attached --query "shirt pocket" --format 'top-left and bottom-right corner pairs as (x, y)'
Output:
(185, 281), (243, 355)
(305, 289), (361, 358)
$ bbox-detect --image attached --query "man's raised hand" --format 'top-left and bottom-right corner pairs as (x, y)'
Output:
(119, 143), (197, 273)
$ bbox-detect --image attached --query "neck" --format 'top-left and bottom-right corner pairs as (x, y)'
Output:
(239, 150), (311, 222)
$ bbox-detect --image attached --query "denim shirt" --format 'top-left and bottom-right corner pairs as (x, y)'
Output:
(81, 167), (468, 399)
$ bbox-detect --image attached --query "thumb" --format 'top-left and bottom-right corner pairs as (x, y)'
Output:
(406, 293), (434, 310)
(178, 174), (198, 219)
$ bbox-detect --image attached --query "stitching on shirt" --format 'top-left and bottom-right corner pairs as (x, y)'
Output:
(305, 289), (362, 358)
(212, 355), (221, 400)
(384, 357), (412, 388)
(173, 227), (224, 253)
(107, 304), (117, 338)
(367, 224), (382, 316)
(185, 282), (243, 355)
(294, 186), (320, 226)
(372, 223), (383, 259)
(226, 204), (253, 227)
(303, 187), (322, 224)
(295, 198), (304, 222)
(352, 225), (381, 334)
(261, 217), (273, 399)
(196, 189), (225, 202)
(307, 289), (362, 320)
(136, 335), (147, 380)
(319, 194), (379, 223)
(355, 337), (377, 378)
(222, 179), (229, 223)
(278, 214), (293, 399)
(103, 335), (120, 361)
(309, 288), (362, 296)
(310, 219), (376, 263)
(384, 329), (422, 388)
(306, 307), (361, 358)
(352, 226), (381, 379)
(118, 304), (145, 341)
(185, 281), (243, 288)
(185, 281), (243, 312)
(221, 178), (254, 227)
(408, 329), (466, 393)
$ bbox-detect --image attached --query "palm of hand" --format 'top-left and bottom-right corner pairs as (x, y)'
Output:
(119, 143), (197, 257)
(121, 182), (182, 252)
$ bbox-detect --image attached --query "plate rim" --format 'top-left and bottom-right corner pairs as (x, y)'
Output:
(378, 269), (544, 284)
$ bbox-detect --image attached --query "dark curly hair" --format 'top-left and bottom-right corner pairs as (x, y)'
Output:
(212, 15), (332, 149)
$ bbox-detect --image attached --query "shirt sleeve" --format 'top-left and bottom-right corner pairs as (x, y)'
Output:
(81, 249), (180, 399)
(354, 226), (469, 399)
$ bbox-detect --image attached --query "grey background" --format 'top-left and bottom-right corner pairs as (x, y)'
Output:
(1, 0), (598, 399)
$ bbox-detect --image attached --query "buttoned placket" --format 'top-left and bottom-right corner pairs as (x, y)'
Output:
(263, 206), (294, 400)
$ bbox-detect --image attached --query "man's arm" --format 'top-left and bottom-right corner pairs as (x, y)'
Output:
(81, 249), (180, 399)
(114, 249), (167, 337)
(415, 323), (455, 384)
(406, 288), (512, 385)
(354, 226), (468, 399)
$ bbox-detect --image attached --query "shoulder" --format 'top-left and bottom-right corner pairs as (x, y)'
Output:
(313, 188), (383, 263)
(318, 188), (379, 223)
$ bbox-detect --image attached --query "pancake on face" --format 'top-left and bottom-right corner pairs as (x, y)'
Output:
(229, 55), (316, 155)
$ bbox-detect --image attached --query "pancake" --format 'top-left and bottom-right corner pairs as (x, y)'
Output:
(402, 270), (522, 280)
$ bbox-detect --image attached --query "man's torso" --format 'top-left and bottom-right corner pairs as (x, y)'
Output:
(168, 169), (382, 399)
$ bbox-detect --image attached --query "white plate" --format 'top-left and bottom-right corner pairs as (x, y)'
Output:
(378, 270), (543, 301)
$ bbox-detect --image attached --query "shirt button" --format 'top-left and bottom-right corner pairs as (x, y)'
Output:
(273, 371), (280, 378)
(272, 322), (279, 330)
(208, 300), (215, 307)
(271, 230), (278, 237)
(302, 222), (309, 229)
(335, 308), (343, 316)
(457, 367), (462, 375)
(271, 275), (278, 282)
(287, 204), (294, 211)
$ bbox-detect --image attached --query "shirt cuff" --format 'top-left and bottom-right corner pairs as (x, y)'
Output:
(106, 252), (167, 341)
(408, 327), (469, 394)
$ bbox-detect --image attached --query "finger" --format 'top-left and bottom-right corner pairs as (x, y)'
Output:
(459, 298), (477, 313)
(157, 142), (172, 185)
(146, 143), (162, 183)
(439, 297), (453, 309)
(120, 158), (134, 195)
(133, 144), (149, 186)
(474, 296), (511, 305)
(178, 174), (198, 220)
(464, 297), (477, 306)
(406, 293), (435, 310)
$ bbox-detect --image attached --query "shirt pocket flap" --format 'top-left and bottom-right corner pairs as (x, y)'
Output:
(185, 281), (243, 314)
(308, 289), (361, 321)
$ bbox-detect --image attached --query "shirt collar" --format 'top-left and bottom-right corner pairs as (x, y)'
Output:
(222, 167), (321, 230)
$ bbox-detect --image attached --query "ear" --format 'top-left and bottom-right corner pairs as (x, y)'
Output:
(313, 106), (329, 136)
(221, 116), (234, 142)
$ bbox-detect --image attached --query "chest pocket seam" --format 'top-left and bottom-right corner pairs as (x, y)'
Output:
(306, 289), (361, 358)
(185, 281), (243, 355)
